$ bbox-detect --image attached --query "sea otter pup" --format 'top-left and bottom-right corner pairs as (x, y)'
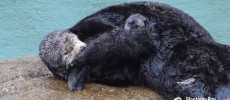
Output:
(124, 14), (149, 31)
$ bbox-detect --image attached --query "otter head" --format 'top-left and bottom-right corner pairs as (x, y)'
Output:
(124, 14), (149, 31)
(125, 13), (158, 41)
(39, 30), (86, 80)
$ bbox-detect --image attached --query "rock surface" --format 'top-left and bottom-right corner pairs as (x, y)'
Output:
(0, 56), (163, 100)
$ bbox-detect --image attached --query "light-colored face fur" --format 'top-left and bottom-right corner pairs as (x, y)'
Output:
(39, 30), (86, 80)
(62, 33), (86, 68)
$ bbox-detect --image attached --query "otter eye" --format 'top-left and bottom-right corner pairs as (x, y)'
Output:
(64, 51), (68, 55)
(128, 20), (135, 25)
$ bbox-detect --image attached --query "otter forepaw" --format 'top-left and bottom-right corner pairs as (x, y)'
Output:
(177, 78), (196, 85)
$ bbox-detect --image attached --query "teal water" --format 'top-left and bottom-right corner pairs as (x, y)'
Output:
(0, 0), (230, 59)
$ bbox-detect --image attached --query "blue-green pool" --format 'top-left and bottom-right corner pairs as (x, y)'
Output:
(0, 0), (230, 59)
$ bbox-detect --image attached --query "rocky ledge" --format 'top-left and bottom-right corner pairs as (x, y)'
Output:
(0, 56), (163, 100)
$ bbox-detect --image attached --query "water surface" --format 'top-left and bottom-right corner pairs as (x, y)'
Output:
(0, 0), (230, 59)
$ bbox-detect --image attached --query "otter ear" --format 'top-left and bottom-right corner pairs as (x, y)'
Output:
(70, 16), (115, 40)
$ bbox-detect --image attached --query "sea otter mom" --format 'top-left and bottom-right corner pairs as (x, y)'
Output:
(40, 2), (230, 100)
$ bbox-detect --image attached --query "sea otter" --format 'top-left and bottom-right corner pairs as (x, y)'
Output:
(39, 30), (86, 80)
(69, 2), (230, 99)
(39, 13), (150, 80)
(40, 2), (230, 100)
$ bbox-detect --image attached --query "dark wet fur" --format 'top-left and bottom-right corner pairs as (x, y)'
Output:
(70, 26), (158, 87)
(49, 2), (230, 99)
